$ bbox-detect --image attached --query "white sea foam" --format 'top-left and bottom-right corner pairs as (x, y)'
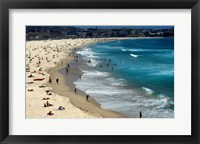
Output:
(130, 53), (139, 58)
(121, 48), (126, 51)
(82, 70), (110, 77)
(77, 48), (101, 67)
(140, 49), (171, 52)
(98, 93), (174, 118)
(110, 81), (127, 86)
(73, 69), (174, 118)
(150, 70), (174, 76)
(86, 89), (131, 95)
(142, 87), (154, 94)
(87, 59), (100, 67)
(124, 48), (173, 52)
(76, 48), (99, 58)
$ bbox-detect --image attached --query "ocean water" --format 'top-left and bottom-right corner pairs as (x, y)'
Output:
(74, 38), (174, 118)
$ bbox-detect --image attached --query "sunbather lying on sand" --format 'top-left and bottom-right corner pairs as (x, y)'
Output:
(47, 111), (54, 116)
(58, 106), (65, 110)
(33, 78), (45, 81)
(43, 101), (53, 107)
(42, 98), (50, 100)
(32, 70), (37, 73)
(28, 74), (34, 78)
(39, 85), (47, 88)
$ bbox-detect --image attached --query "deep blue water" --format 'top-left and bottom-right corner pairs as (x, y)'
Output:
(74, 38), (174, 118)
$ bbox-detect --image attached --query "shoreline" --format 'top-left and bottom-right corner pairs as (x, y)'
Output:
(46, 39), (127, 118)
(47, 64), (126, 118)
(26, 38), (129, 118)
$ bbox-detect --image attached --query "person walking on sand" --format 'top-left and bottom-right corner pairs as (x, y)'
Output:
(74, 88), (77, 94)
(139, 111), (142, 118)
(49, 76), (52, 84)
(86, 95), (89, 102)
(56, 78), (59, 84)
(66, 67), (68, 73)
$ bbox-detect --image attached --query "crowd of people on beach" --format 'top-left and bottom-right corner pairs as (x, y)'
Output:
(27, 54), (67, 117)
(26, 42), (74, 117)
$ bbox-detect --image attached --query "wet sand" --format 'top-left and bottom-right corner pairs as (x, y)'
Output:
(47, 62), (125, 118)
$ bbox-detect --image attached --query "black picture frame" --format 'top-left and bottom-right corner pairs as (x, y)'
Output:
(0, 0), (200, 144)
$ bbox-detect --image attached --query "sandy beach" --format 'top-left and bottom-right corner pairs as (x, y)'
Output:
(26, 38), (127, 118)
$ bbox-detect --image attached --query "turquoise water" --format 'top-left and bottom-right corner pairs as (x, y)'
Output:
(74, 38), (174, 118)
